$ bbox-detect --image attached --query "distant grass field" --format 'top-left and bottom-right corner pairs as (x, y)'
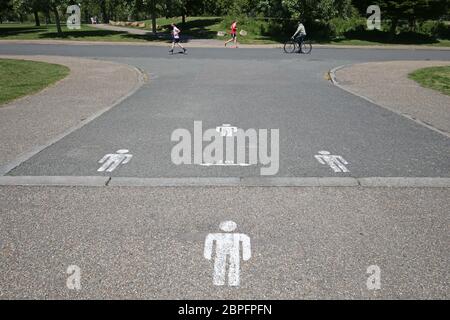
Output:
(1, 19), (449, 46)
(329, 38), (450, 47)
(0, 59), (69, 105)
(409, 66), (450, 96)
(0, 24), (153, 42)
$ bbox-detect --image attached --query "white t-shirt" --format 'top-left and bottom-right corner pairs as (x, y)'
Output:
(296, 23), (306, 36)
(173, 26), (180, 39)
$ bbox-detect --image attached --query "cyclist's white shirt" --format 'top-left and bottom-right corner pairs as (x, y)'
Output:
(173, 26), (180, 39)
(295, 24), (306, 36)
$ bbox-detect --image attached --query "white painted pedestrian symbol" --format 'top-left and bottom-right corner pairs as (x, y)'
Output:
(315, 150), (350, 173)
(204, 221), (251, 287)
(216, 124), (238, 137)
(97, 149), (132, 172)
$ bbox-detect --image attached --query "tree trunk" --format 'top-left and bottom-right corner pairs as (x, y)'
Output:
(409, 18), (416, 32)
(52, 5), (63, 36)
(166, 0), (172, 19)
(100, 1), (109, 23)
(84, 9), (89, 24)
(389, 18), (398, 40)
(182, 0), (187, 24)
(34, 10), (41, 27)
(45, 9), (52, 24)
(151, 0), (157, 34)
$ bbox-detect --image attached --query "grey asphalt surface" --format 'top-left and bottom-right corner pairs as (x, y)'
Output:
(0, 186), (448, 299)
(334, 60), (450, 135)
(1, 44), (450, 178)
(1, 43), (449, 300)
(0, 55), (141, 171)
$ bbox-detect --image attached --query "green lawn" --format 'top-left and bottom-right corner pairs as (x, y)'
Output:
(409, 66), (450, 96)
(0, 23), (156, 42)
(0, 59), (70, 105)
(329, 38), (450, 47)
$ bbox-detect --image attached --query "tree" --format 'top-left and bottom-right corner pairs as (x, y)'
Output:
(0, 0), (13, 23)
(12, 0), (47, 26)
(48, 0), (68, 35)
(282, 0), (353, 22)
(352, 0), (449, 35)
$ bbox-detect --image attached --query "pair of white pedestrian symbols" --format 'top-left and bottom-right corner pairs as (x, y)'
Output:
(204, 221), (251, 287)
(97, 147), (349, 173)
(97, 149), (132, 172)
(315, 150), (350, 173)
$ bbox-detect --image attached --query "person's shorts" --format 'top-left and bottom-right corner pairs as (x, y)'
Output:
(231, 33), (237, 39)
(173, 37), (180, 43)
(295, 34), (306, 42)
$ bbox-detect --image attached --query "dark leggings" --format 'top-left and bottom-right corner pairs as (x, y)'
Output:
(295, 35), (305, 44)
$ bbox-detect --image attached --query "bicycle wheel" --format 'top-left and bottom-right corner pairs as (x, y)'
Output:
(300, 41), (312, 54)
(283, 40), (297, 54)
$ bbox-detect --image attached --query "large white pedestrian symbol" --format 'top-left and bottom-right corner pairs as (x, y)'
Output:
(315, 150), (350, 173)
(204, 221), (251, 287)
(97, 149), (133, 172)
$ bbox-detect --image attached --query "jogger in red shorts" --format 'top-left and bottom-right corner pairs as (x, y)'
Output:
(224, 20), (238, 48)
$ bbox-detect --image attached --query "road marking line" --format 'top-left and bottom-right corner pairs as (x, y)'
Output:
(109, 177), (241, 187)
(0, 176), (109, 186)
(199, 162), (253, 167)
(2, 176), (450, 187)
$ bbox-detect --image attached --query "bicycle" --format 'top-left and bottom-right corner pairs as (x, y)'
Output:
(283, 37), (312, 54)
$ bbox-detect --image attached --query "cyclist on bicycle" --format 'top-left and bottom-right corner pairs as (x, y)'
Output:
(292, 21), (307, 52)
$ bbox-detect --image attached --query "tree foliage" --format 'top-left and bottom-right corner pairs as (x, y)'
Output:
(3, 0), (449, 36)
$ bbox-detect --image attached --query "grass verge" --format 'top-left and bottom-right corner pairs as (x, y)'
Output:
(409, 66), (450, 96)
(0, 58), (70, 105)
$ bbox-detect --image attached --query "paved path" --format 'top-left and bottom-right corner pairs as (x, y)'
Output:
(6, 28), (450, 50)
(91, 23), (150, 35)
(333, 60), (450, 136)
(89, 23), (450, 49)
(1, 45), (449, 179)
(0, 55), (144, 173)
(0, 185), (448, 299)
(0, 43), (449, 299)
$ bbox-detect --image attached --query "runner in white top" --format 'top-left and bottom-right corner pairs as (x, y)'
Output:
(169, 23), (186, 54)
